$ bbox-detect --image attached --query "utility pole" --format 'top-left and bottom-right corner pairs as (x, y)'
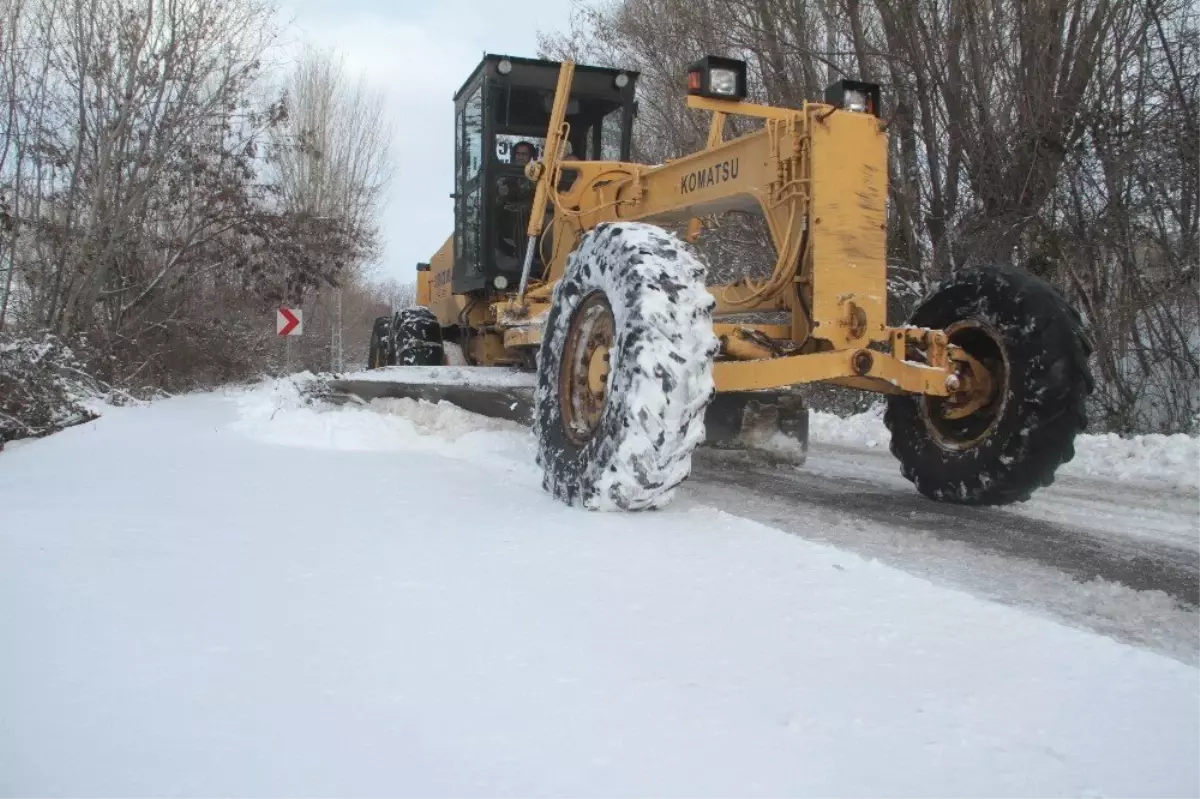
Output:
(331, 288), (345, 372)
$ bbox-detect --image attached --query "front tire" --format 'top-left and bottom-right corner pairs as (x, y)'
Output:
(534, 222), (719, 511)
(884, 264), (1094, 504)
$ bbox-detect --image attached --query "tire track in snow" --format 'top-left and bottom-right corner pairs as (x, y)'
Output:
(692, 456), (1197, 605)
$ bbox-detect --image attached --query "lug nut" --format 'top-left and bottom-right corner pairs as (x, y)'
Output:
(946, 374), (961, 391)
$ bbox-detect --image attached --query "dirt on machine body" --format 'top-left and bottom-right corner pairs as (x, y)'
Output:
(336, 52), (1094, 512)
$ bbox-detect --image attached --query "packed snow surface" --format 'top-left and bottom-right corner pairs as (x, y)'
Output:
(810, 404), (1200, 493)
(0, 378), (1196, 797)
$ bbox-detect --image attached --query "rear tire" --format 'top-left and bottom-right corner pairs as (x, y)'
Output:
(390, 307), (444, 366)
(884, 264), (1094, 504)
(367, 315), (391, 369)
(534, 222), (719, 511)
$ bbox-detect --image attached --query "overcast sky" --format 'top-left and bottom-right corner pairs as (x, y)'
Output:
(276, 0), (576, 288)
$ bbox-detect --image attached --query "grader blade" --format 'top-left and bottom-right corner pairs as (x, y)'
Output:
(701, 390), (809, 466)
(326, 367), (536, 426)
(327, 369), (807, 466)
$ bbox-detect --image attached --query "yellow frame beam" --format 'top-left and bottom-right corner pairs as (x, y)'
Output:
(714, 348), (951, 396)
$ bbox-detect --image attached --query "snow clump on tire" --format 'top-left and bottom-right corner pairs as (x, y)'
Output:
(534, 221), (719, 511)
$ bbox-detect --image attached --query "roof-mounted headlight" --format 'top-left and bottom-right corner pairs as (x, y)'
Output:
(822, 78), (880, 116)
(686, 55), (747, 101)
(709, 68), (739, 96)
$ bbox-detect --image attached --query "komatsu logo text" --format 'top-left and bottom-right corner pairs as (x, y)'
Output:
(680, 158), (739, 194)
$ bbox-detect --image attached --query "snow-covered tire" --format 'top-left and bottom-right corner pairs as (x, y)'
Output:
(390, 307), (444, 366)
(534, 221), (719, 511)
(884, 264), (1094, 504)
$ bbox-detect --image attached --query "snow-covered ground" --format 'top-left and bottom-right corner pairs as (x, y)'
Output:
(1, 377), (1197, 797)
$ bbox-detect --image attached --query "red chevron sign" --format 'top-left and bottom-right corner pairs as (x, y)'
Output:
(277, 308), (302, 336)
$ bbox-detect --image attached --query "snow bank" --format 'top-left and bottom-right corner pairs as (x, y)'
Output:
(229, 374), (538, 476)
(809, 404), (891, 449)
(810, 405), (1200, 492)
(1, 335), (104, 447)
(1064, 431), (1200, 488)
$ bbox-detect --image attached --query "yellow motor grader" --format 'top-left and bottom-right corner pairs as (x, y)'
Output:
(352, 53), (1093, 511)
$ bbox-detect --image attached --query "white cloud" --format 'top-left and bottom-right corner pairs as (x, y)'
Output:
(275, 0), (573, 287)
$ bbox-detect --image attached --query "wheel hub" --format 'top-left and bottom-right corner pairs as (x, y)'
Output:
(922, 319), (1008, 451)
(942, 346), (998, 420)
(560, 291), (615, 445)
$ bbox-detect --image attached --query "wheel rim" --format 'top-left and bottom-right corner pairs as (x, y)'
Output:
(921, 319), (1009, 451)
(560, 290), (614, 445)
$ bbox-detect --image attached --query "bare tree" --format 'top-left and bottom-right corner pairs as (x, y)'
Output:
(0, 0), (397, 394)
(262, 45), (395, 373)
(268, 46), (393, 244)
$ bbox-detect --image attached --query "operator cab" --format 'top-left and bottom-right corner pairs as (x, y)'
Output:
(450, 54), (638, 295)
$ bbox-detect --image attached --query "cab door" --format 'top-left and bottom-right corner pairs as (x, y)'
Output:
(453, 81), (487, 294)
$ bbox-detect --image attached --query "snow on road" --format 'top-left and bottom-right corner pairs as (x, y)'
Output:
(0, 378), (1197, 797)
(803, 406), (1200, 554)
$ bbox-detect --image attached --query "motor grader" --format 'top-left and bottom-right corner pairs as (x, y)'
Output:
(354, 52), (1093, 511)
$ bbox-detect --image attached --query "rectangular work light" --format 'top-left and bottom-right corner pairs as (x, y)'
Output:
(823, 78), (881, 116)
(686, 55), (747, 101)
